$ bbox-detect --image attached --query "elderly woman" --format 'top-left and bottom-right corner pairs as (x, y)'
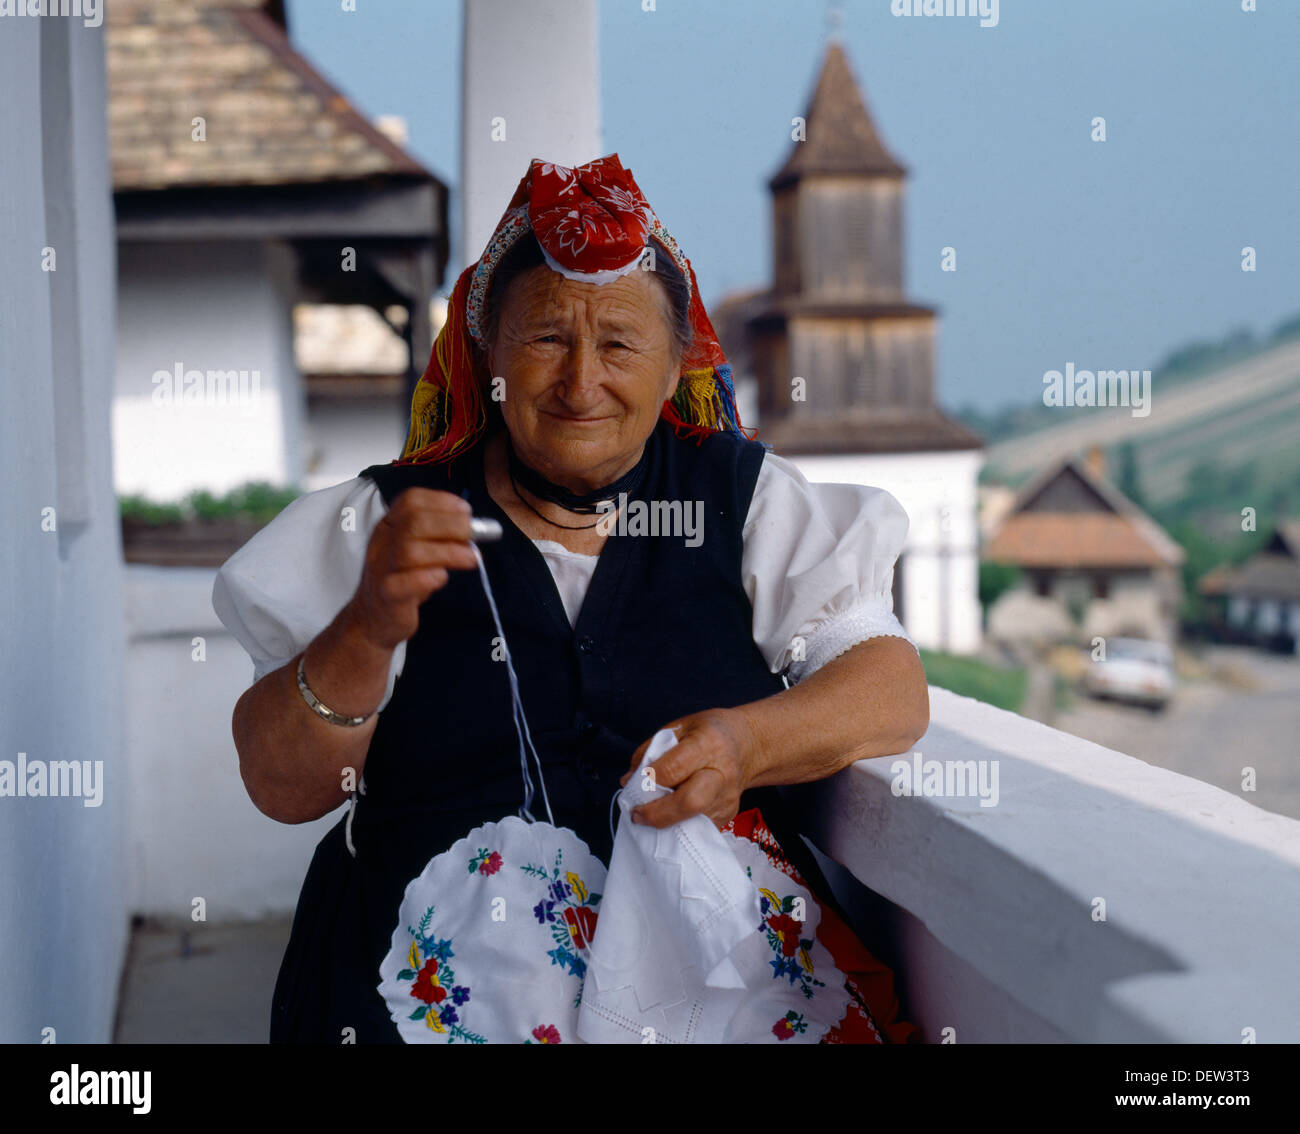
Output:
(214, 154), (928, 1044)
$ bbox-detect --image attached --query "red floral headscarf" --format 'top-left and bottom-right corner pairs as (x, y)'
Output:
(397, 153), (749, 465)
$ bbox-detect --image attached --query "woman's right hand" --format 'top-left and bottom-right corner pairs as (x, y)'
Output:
(347, 489), (481, 650)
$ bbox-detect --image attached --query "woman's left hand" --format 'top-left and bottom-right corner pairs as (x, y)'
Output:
(619, 708), (761, 830)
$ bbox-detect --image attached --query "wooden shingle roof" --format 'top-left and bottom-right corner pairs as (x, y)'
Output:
(770, 40), (906, 190)
(107, 0), (431, 191)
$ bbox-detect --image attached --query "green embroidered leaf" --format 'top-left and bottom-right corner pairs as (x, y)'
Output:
(781, 896), (794, 912)
(409, 1007), (428, 1021)
(397, 969), (416, 981)
(587, 892), (602, 906)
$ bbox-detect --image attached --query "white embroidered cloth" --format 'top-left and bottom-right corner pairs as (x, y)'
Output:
(576, 729), (850, 1044)
(377, 729), (852, 1044)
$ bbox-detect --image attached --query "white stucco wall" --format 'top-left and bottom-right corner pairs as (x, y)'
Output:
(302, 399), (408, 494)
(113, 239), (305, 501)
(123, 567), (339, 918)
(0, 17), (128, 1043)
(786, 450), (983, 654)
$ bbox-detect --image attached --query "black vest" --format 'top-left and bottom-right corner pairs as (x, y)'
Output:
(351, 417), (786, 870)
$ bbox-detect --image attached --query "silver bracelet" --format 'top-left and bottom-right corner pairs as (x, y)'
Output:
(296, 654), (376, 727)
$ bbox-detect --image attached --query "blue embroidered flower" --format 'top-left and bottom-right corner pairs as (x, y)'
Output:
(533, 898), (556, 924)
(549, 879), (570, 904)
(451, 985), (470, 1005)
(547, 947), (587, 979)
(426, 937), (454, 962)
(439, 1004), (459, 1026)
(770, 955), (802, 984)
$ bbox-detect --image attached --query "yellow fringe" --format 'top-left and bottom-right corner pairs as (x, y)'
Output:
(673, 368), (723, 429)
(401, 380), (440, 459)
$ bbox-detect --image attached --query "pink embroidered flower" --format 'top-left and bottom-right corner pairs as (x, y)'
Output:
(479, 851), (503, 876)
(532, 1024), (561, 1044)
(772, 1011), (807, 1040)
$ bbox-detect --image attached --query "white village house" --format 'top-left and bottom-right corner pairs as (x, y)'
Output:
(107, 0), (449, 501)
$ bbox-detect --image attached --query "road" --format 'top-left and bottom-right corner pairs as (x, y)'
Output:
(1051, 645), (1300, 822)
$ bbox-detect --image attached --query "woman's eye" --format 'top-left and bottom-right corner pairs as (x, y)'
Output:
(607, 342), (630, 351)
(535, 335), (560, 344)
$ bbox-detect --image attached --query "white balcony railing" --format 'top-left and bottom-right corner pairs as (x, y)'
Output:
(797, 687), (1300, 1043)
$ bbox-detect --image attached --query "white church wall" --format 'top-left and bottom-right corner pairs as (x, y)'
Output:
(785, 449), (983, 655)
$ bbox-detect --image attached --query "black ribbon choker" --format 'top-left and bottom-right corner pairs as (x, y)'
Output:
(506, 435), (650, 514)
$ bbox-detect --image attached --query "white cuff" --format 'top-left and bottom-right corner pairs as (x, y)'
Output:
(786, 595), (917, 685)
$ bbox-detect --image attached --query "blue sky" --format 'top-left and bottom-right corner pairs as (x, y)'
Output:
(285, 0), (1300, 414)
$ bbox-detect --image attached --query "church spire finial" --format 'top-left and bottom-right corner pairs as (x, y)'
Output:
(826, 0), (844, 42)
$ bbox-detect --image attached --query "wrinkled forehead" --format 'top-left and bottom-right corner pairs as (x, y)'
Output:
(499, 264), (672, 333)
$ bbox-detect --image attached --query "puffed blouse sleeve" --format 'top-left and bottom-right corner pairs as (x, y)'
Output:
(211, 476), (404, 712)
(743, 451), (916, 685)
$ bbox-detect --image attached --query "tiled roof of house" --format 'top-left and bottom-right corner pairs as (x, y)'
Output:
(1199, 553), (1300, 600)
(107, 0), (432, 191)
(987, 456), (1185, 569)
(1199, 522), (1300, 599)
(769, 40), (906, 189)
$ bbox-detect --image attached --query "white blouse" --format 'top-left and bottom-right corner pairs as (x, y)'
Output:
(210, 451), (915, 713)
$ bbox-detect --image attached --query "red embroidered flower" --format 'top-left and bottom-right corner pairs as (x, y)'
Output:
(767, 914), (803, 957)
(772, 1017), (796, 1041)
(532, 1024), (561, 1044)
(479, 851), (503, 876)
(563, 905), (598, 950)
(411, 958), (447, 1005)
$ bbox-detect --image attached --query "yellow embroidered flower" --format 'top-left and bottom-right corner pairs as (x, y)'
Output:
(408, 940), (420, 970)
(566, 872), (588, 903)
(426, 1010), (445, 1034)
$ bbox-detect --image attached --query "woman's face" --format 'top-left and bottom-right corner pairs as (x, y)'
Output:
(486, 264), (680, 492)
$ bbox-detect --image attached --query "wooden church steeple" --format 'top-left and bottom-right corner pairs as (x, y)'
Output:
(727, 38), (982, 455)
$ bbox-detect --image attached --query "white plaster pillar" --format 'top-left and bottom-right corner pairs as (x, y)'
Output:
(460, 0), (602, 270)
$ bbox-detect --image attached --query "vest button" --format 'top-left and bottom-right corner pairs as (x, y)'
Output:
(577, 636), (594, 654)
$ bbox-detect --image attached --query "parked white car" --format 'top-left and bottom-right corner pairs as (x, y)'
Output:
(1084, 637), (1175, 710)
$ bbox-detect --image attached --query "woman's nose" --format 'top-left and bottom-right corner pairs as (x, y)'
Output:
(560, 338), (602, 400)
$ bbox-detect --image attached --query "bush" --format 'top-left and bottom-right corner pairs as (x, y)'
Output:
(120, 481), (301, 526)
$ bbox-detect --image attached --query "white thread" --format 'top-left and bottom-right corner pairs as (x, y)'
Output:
(472, 543), (555, 826)
(344, 792), (358, 858)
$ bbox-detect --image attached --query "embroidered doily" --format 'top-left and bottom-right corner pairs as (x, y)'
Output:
(377, 815), (607, 1044)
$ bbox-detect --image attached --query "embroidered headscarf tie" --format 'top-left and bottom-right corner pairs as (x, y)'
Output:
(397, 153), (749, 466)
